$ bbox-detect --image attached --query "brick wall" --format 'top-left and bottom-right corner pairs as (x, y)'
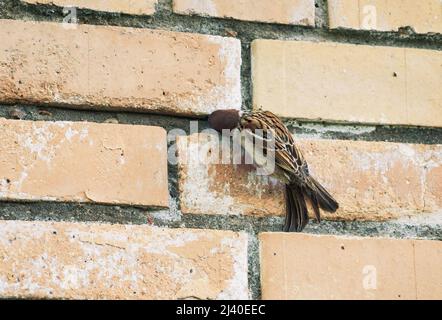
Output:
(0, 0), (441, 300)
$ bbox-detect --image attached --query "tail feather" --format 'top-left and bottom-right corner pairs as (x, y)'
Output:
(308, 176), (339, 213)
(284, 177), (338, 232)
(284, 185), (308, 232)
(309, 192), (321, 223)
(283, 186), (293, 232)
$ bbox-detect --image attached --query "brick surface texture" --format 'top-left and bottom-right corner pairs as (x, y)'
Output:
(0, 220), (249, 299)
(0, 19), (241, 116)
(0, 118), (169, 207)
(252, 40), (442, 127)
(260, 233), (442, 299)
(328, 0), (442, 34)
(178, 134), (442, 221)
(173, 0), (315, 26)
(23, 0), (158, 15)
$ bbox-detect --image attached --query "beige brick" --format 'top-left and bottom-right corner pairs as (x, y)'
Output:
(414, 240), (442, 300)
(22, 0), (158, 15)
(406, 49), (442, 127)
(0, 220), (249, 299)
(177, 133), (442, 221)
(0, 19), (241, 116)
(328, 0), (442, 34)
(173, 0), (315, 26)
(0, 118), (168, 207)
(252, 40), (442, 127)
(260, 233), (442, 299)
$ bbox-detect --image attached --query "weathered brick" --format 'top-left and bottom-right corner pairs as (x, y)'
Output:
(0, 220), (249, 299)
(173, 0), (315, 26)
(252, 40), (442, 127)
(0, 19), (241, 116)
(260, 233), (442, 299)
(0, 118), (168, 207)
(22, 0), (158, 15)
(328, 0), (442, 34)
(177, 133), (442, 221)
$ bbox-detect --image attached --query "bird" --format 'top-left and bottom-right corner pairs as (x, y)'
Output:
(208, 109), (339, 232)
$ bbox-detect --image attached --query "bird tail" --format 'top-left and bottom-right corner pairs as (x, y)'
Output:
(284, 184), (308, 232)
(284, 178), (338, 232)
(308, 176), (339, 214)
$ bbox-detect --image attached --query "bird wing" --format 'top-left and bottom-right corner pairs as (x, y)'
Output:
(257, 111), (310, 186)
(240, 111), (338, 228)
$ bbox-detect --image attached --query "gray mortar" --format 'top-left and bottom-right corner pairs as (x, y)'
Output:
(0, 0), (441, 299)
(2, 105), (442, 144)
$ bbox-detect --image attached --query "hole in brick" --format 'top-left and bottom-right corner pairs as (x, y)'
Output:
(273, 252), (277, 256)
(341, 245), (345, 250)
(315, 3), (319, 8)
(52, 231), (57, 235)
(5, 178), (10, 183)
(190, 269), (193, 274)
(393, 72), (398, 77)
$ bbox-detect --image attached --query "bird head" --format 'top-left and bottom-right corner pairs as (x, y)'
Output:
(208, 109), (241, 132)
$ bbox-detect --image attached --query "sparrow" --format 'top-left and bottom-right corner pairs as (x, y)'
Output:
(209, 109), (339, 232)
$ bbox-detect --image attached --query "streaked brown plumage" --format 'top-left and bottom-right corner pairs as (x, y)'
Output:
(209, 109), (339, 232)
